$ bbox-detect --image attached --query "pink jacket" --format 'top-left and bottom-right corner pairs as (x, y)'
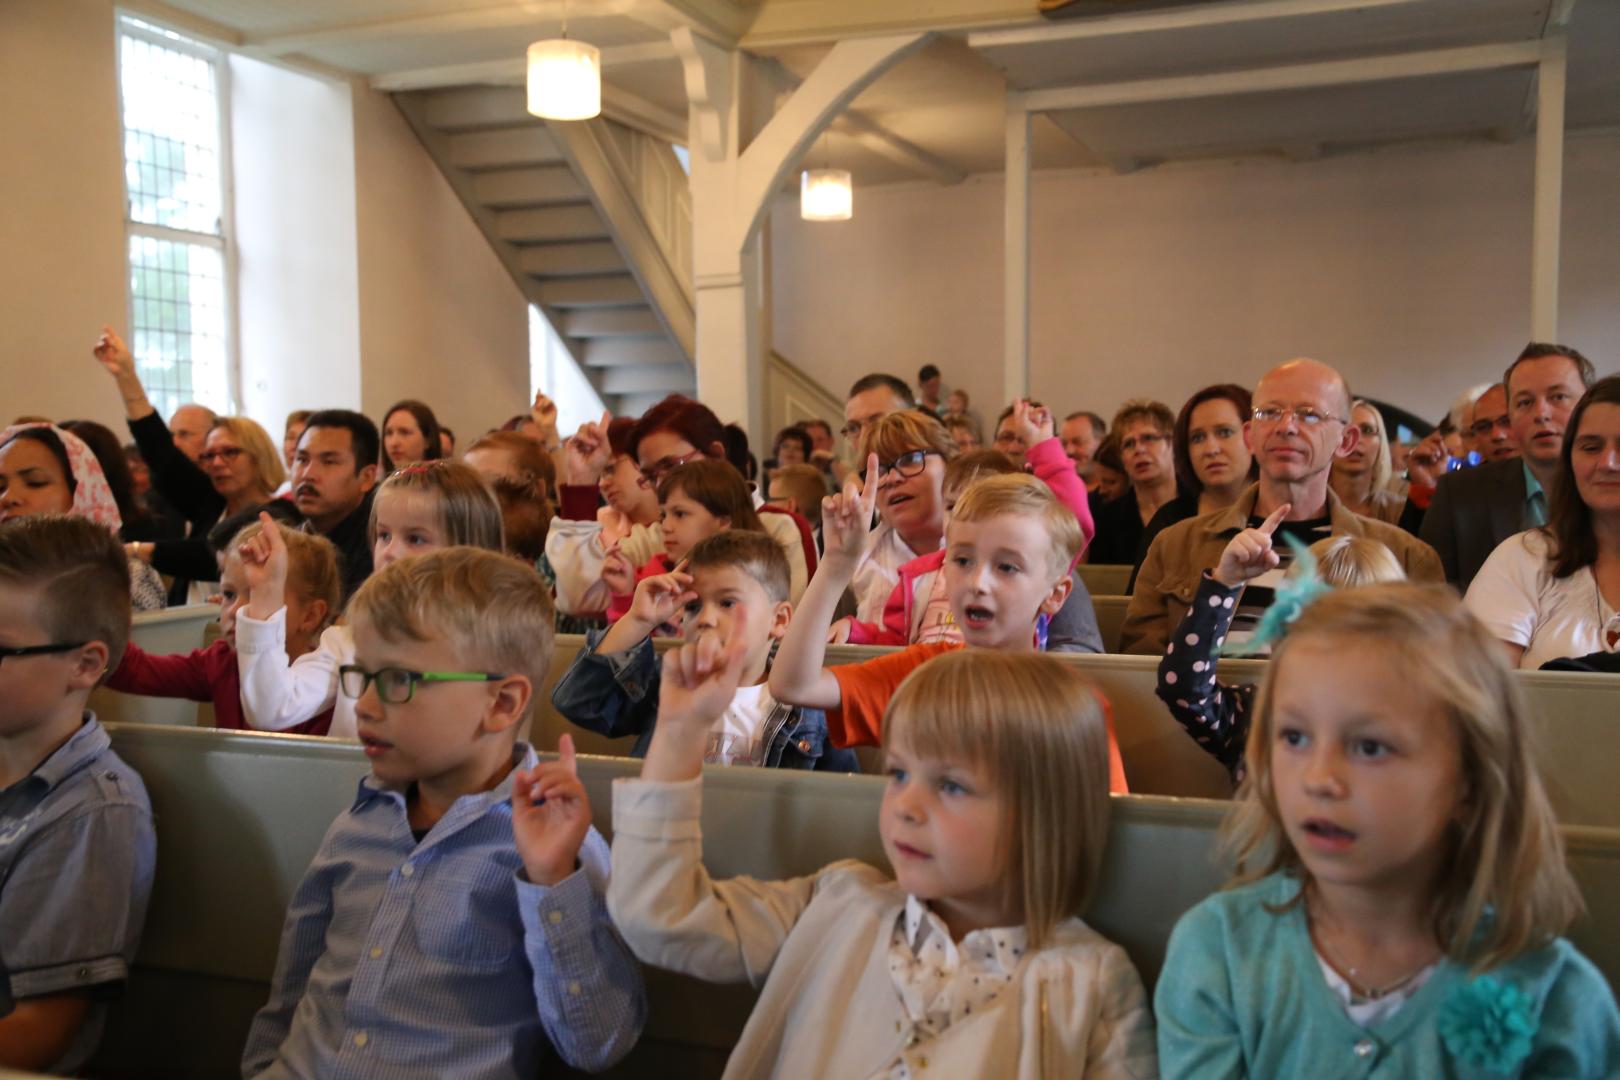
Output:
(845, 438), (1093, 646)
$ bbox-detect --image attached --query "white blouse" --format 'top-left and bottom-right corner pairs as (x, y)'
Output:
(1464, 529), (1620, 669)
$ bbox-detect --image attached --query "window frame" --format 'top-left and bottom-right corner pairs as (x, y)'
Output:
(115, 14), (241, 417)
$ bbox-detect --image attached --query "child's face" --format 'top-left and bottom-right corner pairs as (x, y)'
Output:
(880, 738), (1014, 935)
(217, 553), (252, 648)
(660, 489), (728, 562)
(1268, 636), (1465, 899)
(0, 582), (102, 734)
(0, 437), (74, 523)
(944, 514), (1069, 650)
(681, 564), (791, 686)
(372, 492), (447, 570)
(348, 617), (519, 795)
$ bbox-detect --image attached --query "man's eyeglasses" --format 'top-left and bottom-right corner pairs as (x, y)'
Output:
(841, 414), (886, 443)
(860, 449), (939, 484)
(1469, 415), (1512, 438)
(1251, 406), (1345, 428)
(640, 450), (706, 486)
(198, 447), (245, 465)
(338, 665), (506, 705)
(0, 641), (87, 668)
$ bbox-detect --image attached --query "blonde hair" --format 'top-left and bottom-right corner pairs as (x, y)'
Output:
(1304, 535), (1404, 588)
(949, 473), (1083, 580)
(885, 650), (1111, 948)
(859, 409), (959, 465)
(1349, 400), (1393, 491)
(369, 461), (504, 552)
(767, 463), (828, 530)
(347, 546), (556, 697)
(1224, 584), (1583, 971)
(210, 416), (286, 491)
(229, 520), (341, 633)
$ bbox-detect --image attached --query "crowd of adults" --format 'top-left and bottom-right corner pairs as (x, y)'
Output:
(1, 331), (1614, 672)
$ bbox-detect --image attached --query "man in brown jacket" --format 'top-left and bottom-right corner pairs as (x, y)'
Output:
(1122, 358), (1442, 655)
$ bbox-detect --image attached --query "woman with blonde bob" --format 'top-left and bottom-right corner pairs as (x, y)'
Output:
(1329, 399), (1405, 523)
(1156, 584), (1618, 1077)
(848, 410), (961, 626)
(609, 647), (1157, 1077)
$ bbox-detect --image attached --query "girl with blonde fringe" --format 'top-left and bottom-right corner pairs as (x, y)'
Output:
(1156, 584), (1619, 1078)
(234, 461), (506, 740)
(607, 646), (1157, 1078)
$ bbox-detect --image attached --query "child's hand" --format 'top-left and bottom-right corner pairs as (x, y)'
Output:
(512, 734), (592, 887)
(657, 631), (750, 735)
(601, 543), (635, 596)
(820, 454), (881, 568)
(565, 411), (614, 485)
(1213, 504), (1289, 588)
(238, 511), (290, 619)
(826, 617), (853, 644)
(531, 390), (560, 444)
(1012, 398), (1054, 447)
(628, 560), (693, 631)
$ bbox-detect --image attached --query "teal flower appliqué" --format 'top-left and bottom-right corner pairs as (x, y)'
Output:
(1438, 976), (1537, 1074)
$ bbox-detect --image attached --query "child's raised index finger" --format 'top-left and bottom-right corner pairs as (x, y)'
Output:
(1258, 503), (1291, 536)
(557, 733), (577, 776)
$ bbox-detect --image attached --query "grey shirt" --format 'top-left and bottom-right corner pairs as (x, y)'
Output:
(0, 714), (156, 1073)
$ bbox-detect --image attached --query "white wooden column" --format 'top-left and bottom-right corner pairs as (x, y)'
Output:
(675, 28), (930, 440)
(1530, 34), (1567, 341)
(1003, 97), (1031, 405)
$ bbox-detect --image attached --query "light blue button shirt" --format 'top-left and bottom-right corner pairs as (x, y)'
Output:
(241, 743), (645, 1079)
(1524, 462), (1548, 527)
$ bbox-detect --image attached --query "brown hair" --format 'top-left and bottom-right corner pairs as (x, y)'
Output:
(1225, 584), (1583, 971)
(1545, 375), (1620, 578)
(858, 410), (958, 465)
(380, 399), (445, 472)
(767, 464), (828, 530)
(347, 546), (556, 698)
(1173, 384), (1254, 495)
(943, 449), (1018, 495)
(686, 530), (792, 605)
(230, 520), (342, 632)
(465, 430), (556, 561)
(210, 416), (288, 493)
(656, 459), (763, 533)
(1504, 342), (1597, 399)
(950, 473), (1084, 580)
(1112, 398), (1176, 438)
(885, 650), (1111, 948)
(369, 461), (505, 552)
(0, 514), (131, 679)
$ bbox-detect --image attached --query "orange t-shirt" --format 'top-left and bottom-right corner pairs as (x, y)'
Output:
(828, 642), (1130, 794)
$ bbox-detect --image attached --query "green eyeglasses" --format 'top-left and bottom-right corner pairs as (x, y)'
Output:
(338, 664), (506, 704)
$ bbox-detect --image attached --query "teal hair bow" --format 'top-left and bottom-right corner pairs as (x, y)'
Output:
(1220, 534), (1329, 657)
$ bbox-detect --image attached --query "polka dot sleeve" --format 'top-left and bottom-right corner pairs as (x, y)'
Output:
(1155, 571), (1254, 781)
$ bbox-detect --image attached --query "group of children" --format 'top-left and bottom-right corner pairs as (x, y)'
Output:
(3, 407), (1618, 1076)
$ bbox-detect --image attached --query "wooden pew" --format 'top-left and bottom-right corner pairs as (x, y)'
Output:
(1092, 593), (1129, 652)
(88, 604), (217, 728)
(94, 723), (1620, 1078)
(1079, 563), (1132, 596)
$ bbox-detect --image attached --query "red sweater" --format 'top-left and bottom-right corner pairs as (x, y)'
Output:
(106, 638), (333, 736)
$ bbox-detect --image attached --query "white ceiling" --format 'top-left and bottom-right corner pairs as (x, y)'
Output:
(149, 0), (1620, 186)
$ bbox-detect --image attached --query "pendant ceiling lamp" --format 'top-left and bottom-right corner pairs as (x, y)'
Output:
(526, 4), (599, 121)
(800, 134), (852, 221)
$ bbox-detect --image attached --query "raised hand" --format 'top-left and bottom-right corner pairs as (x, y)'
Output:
(1405, 430), (1448, 489)
(530, 390), (560, 444)
(512, 734), (593, 887)
(627, 560), (693, 632)
(238, 511), (291, 619)
(600, 542), (635, 597)
(564, 410), (614, 485)
(92, 326), (137, 379)
(656, 631), (751, 736)
(1213, 503), (1290, 588)
(1012, 398), (1055, 448)
(819, 454), (881, 567)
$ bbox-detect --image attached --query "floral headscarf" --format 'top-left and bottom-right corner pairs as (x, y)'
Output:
(0, 422), (124, 533)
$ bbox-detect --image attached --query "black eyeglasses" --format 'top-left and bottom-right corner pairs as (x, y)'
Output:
(198, 447), (246, 465)
(338, 664), (506, 705)
(861, 449), (938, 484)
(0, 641), (88, 667)
(1469, 415), (1512, 437)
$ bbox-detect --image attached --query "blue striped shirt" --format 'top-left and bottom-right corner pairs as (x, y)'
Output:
(242, 743), (645, 1079)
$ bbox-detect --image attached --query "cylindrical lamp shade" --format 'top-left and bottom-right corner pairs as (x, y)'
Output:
(526, 39), (601, 121)
(800, 168), (853, 221)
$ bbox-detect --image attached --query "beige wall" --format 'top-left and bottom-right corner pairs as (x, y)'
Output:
(0, 0), (130, 431)
(351, 84), (530, 451)
(770, 134), (1620, 432)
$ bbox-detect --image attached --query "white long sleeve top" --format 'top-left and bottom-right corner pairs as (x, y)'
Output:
(235, 607), (357, 740)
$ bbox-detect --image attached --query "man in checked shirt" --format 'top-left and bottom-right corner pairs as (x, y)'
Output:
(242, 548), (645, 1078)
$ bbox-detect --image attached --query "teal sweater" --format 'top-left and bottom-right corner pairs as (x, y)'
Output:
(1155, 873), (1620, 1078)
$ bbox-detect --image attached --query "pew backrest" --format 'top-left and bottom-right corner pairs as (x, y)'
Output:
(1092, 594), (1129, 653)
(1079, 563), (1132, 596)
(89, 604), (217, 727)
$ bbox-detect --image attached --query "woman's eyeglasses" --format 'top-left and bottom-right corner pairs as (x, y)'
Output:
(861, 449), (938, 484)
(198, 447), (246, 465)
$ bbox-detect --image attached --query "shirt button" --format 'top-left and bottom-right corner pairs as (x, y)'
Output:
(1353, 1038), (1376, 1058)
(400, 863), (414, 877)
(568, 981), (582, 996)
(353, 1032), (368, 1048)
(917, 1055), (928, 1069)
(549, 910), (563, 925)
(369, 947), (382, 959)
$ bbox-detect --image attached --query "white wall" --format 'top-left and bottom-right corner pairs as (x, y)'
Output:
(230, 54), (362, 429)
(771, 134), (1620, 428)
(351, 84), (531, 449)
(0, 0), (130, 431)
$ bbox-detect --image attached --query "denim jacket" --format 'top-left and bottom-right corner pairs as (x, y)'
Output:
(551, 629), (859, 772)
